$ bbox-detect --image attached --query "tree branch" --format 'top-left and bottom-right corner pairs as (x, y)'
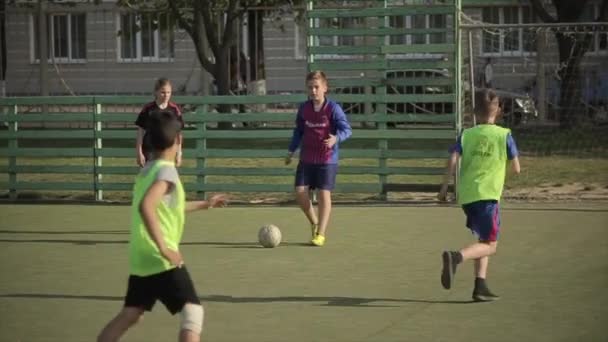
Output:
(167, 1), (193, 38)
(168, 1), (214, 75)
(529, 0), (556, 23)
(200, 0), (220, 57)
(221, 0), (240, 48)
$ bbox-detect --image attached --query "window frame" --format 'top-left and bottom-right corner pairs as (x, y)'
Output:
(586, 4), (608, 55)
(480, 6), (536, 57)
(384, 14), (449, 59)
(116, 12), (175, 63)
(29, 13), (87, 64)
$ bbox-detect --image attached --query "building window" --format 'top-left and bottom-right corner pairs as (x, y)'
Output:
(388, 14), (448, 46)
(315, 17), (363, 47)
(30, 13), (86, 63)
(294, 18), (307, 60)
(582, 4), (608, 54)
(117, 13), (175, 62)
(481, 6), (536, 56)
(295, 17), (364, 59)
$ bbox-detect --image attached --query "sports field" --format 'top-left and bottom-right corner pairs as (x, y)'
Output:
(0, 204), (607, 342)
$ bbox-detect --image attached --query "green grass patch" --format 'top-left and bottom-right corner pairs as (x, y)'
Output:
(1, 205), (607, 341)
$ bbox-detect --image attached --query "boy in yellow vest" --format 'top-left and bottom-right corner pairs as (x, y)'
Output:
(98, 110), (227, 342)
(438, 89), (521, 302)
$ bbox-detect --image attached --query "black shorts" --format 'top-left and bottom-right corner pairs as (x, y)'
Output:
(124, 267), (200, 315)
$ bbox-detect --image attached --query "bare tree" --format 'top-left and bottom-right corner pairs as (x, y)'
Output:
(530, 0), (608, 127)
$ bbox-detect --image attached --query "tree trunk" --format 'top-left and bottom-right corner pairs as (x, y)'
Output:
(248, 9), (266, 82)
(214, 49), (233, 129)
(555, 31), (593, 128)
(247, 9), (267, 120)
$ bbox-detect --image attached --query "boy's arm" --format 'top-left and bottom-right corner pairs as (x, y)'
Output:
(438, 151), (460, 202)
(510, 156), (521, 174)
(507, 133), (521, 174)
(139, 180), (182, 266)
(286, 106), (305, 164)
(185, 194), (228, 213)
(332, 104), (352, 143)
(136, 127), (146, 167)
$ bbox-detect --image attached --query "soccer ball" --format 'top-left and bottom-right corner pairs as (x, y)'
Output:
(258, 224), (282, 248)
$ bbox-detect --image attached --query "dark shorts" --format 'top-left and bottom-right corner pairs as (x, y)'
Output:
(462, 200), (501, 242)
(124, 266), (200, 315)
(295, 162), (338, 190)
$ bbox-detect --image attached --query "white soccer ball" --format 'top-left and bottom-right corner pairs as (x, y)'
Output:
(258, 224), (282, 248)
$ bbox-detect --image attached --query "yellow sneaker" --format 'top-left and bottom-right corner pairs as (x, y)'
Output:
(310, 223), (319, 239)
(311, 234), (325, 247)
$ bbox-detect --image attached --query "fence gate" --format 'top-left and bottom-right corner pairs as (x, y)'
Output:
(306, 0), (462, 198)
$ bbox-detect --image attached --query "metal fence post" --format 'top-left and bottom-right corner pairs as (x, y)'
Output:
(8, 104), (17, 199)
(196, 104), (208, 200)
(93, 98), (103, 201)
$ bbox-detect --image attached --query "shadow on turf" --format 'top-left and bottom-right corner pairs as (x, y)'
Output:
(0, 293), (476, 306)
(0, 239), (309, 247)
(0, 229), (128, 235)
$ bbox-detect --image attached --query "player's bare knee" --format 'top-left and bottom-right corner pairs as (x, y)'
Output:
(121, 308), (144, 326)
(480, 240), (498, 255)
(180, 303), (204, 335)
(295, 186), (309, 195)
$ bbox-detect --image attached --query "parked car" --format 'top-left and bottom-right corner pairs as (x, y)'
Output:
(485, 88), (538, 127)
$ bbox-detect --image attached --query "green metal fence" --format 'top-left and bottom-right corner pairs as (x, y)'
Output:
(0, 95), (456, 201)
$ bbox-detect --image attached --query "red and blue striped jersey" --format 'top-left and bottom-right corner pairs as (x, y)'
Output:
(288, 99), (352, 164)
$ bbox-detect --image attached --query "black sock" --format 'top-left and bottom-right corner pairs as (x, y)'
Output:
(452, 251), (463, 264)
(474, 277), (487, 290)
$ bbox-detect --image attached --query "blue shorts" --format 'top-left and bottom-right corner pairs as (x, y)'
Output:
(295, 162), (338, 190)
(462, 200), (501, 242)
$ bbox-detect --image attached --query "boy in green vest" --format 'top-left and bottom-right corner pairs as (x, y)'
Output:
(438, 89), (521, 302)
(98, 110), (227, 342)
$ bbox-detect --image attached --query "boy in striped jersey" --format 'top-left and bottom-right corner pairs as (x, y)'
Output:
(286, 71), (352, 247)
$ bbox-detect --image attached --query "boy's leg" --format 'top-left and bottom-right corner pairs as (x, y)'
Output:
(460, 241), (498, 261)
(97, 307), (144, 342)
(474, 255), (489, 279)
(442, 201), (500, 290)
(158, 267), (204, 342)
(311, 164), (337, 246)
(294, 163), (319, 237)
(295, 186), (319, 229)
(316, 189), (332, 237)
(472, 245), (500, 301)
(178, 303), (204, 342)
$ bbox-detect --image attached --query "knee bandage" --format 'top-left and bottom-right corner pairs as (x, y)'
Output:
(180, 304), (204, 334)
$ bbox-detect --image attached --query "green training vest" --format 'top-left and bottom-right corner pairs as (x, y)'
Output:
(458, 124), (510, 205)
(129, 160), (185, 276)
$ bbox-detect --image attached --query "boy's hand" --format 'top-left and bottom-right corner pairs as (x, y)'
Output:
(209, 194), (228, 208)
(324, 134), (337, 148)
(175, 152), (183, 167)
(437, 184), (449, 202)
(137, 152), (146, 167)
(285, 152), (293, 165)
(161, 247), (184, 267)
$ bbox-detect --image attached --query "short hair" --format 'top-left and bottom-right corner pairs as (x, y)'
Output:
(306, 70), (328, 85)
(145, 110), (182, 152)
(154, 78), (172, 91)
(474, 88), (499, 118)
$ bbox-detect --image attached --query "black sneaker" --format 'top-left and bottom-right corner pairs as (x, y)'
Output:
(441, 251), (457, 289)
(472, 288), (500, 302)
